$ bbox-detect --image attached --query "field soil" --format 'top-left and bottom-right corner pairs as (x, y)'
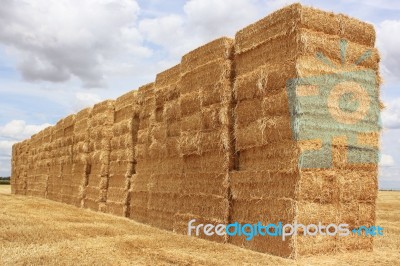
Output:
(0, 189), (399, 265)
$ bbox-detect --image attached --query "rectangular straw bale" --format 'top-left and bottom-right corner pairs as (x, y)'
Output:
(177, 194), (229, 223)
(229, 198), (296, 257)
(234, 33), (299, 76)
(337, 169), (377, 203)
(235, 4), (301, 53)
(180, 59), (231, 95)
(115, 89), (138, 111)
(181, 113), (202, 133)
(297, 169), (338, 203)
(230, 170), (297, 200)
(201, 80), (231, 107)
(238, 142), (298, 171)
(164, 100), (181, 122)
(338, 13), (375, 46)
(235, 116), (293, 151)
(235, 99), (262, 127)
(298, 29), (379, 70)
(155, 64), (181, 88)
(181, 37), (234, 73)
(180, 92), (200, 117)
(296, 201), (339, 225)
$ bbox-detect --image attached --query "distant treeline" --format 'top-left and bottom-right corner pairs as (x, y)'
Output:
(0, 176), (10, 185)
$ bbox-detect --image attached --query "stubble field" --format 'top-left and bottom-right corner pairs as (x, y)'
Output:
(0, 187), (399, 265)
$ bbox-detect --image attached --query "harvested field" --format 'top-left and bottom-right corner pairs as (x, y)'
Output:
(0, 190), (398, 265)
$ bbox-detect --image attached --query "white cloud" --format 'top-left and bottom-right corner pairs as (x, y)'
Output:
(72, 92), (102, 112)
(376, 20), (400, 85)
(382, 98), (400, 129)
(0, 120), (52, 140)
(139, 0), (266, 60)
(184, 0), (260, 38)
(0, 0), (151, 88)
(380, 154), (395, 167)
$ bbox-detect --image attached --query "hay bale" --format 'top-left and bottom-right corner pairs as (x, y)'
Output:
(181, 37), (234, 73)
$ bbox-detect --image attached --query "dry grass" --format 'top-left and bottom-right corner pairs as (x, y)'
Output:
(0, 185), (10, 194)
(0, 191), (398, 265)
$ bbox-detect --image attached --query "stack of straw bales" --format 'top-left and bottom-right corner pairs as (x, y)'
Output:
(60, 115), (76, 205)
(46, 120), (64, 201)
(10, 3), (381, 259)
(106, 91), (139, 217)
(72, 108), (92, 207)
(230, 3), (380, 258)
(129, 83), (155, 223)
(83, 100), (115, 212)
(174, 38), (235, 242)
(11, 140), (30, 195)
(146, 65), (183, 230)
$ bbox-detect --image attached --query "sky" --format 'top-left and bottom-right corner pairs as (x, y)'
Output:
(0, 0), (398, 189)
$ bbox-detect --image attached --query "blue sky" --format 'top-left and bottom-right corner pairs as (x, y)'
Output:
(0, 0), (399, 189)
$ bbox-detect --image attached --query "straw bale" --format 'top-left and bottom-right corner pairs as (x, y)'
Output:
(155, 84), (180, 108)
(150, 124), (167, 141)
(114, 106), (135, 124)
(201, 104), (223, 130)
(230, 170), (297, 200)
(180, 92), (201, 117)
(165, 137), (180, 157)
(201, 79), (232, 107)
(104, 201), (126, 217)
(200, 131), (226, 153)
(180, 59), (232, 95)
(235, 99), (262, 127)
(167, 121), (180, 138)
(183, 151), (228, 173)
(115, 89), (138, 112)
(235, 116), (293, 150)
(181, 113), (202, 132)
(155, 64), (181, 88)
(297, 169), (338, 203)
(297, 201), (339, 225)
(180, 172), (227, 197)
(92, 100), (115, 116)
(129, 190), (149, 223)
(234, 33), (299, 76)
(229, 197), (295, 257)
(178, 194), (229, 222)
(338, 13), (375, 46)
(163, 100), (181, 122)
(181, 38), (233, 73)
(298, 29), (379, 70)
(106, 186), (127, 203)
(148, 140), (167, 158)
(337, 169), (377, 203)
(235, 4), (300, 53)
(238, 141), (298, 171)
(178, 132), (202, 156)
